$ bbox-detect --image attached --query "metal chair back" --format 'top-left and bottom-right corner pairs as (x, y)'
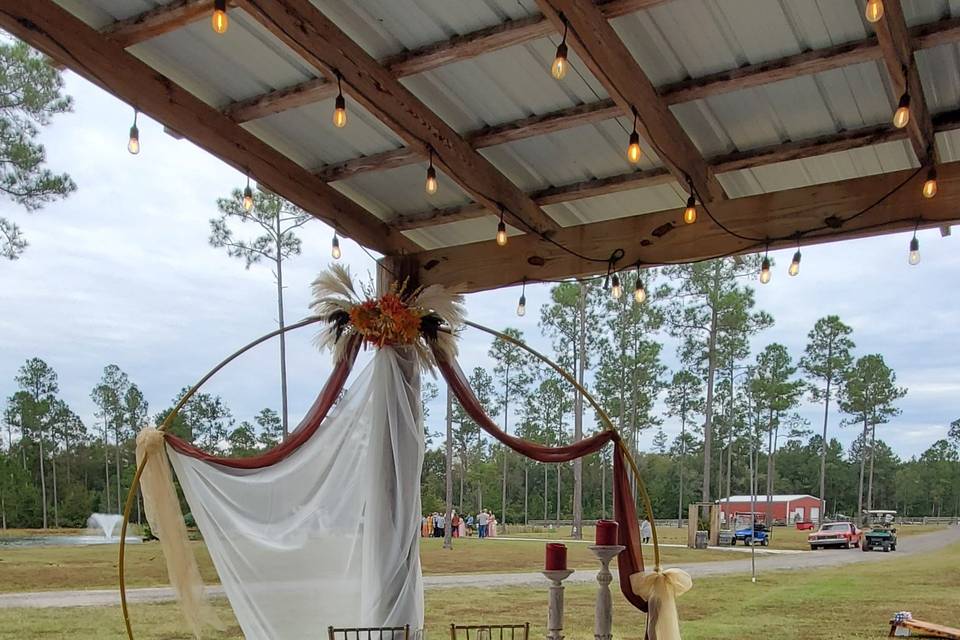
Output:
(328, 625), (411, 640)
(449, 623), (530, 640)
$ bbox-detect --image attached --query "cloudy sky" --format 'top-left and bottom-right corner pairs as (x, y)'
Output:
(2, 72), (957, 460)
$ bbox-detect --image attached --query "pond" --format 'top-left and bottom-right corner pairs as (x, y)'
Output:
(0, 534), (141, 548)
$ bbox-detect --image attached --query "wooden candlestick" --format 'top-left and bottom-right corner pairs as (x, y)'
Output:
(588, 545), (625, 640)
(541, 568), (574, 640)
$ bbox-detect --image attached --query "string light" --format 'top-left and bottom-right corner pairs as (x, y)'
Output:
(627, 109), (642, 164)
(127, 109), (140, 155)
(333, 72), (347, 128)
(516, 279), (527, 317)
(788, 246), (801, 277)
(610, 274), (623, 300)
(759, 249), (772, 284)
(211, 0), (228, 34)
(865, 0), (884, 23)
(551, 18), (569, 80)
(633, 268), (647, 304)
(893, 92), (911, 129)
(242, 175), (254, 212)
(683, 177), (697, 224)
(908, 227), (920, 265)
(496, 206), (508, 246)
(331, 232), (341, 260)
(425, 149), (438, 195)
(922, 167), (938, 199)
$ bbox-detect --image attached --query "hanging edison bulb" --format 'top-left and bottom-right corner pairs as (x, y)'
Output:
(212, 0), (228, 34)
(552, 42), (569, 80)
(759, 256), (771, 284)
(627, 131), (643, 164)
(610, 274), (623, 300)
(922, 167), (938, 199)
(425, 165), (438, 195)
(634, 277), (647, 304)
(788, 250), (801, 277)
(127, 110), (140, 155)
(496, 221), (507, 246)
(908, 235), (920, 265)
(242, 177), (254, 212)
(331, 233), (341, 260)
(893, 93), (910, 129)
(865, 0), (884, 23)
(552, 20), (569, 80)
(683, 195), (697, 224)
(332, 72), (347, 128)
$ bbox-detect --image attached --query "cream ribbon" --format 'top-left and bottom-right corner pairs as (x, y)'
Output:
(630, 569), (693, 640)
(136, 427), (223, 638)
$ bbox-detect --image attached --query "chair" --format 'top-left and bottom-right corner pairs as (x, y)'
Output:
(328, 625), (411, 640)
(450, 623), (530, 640)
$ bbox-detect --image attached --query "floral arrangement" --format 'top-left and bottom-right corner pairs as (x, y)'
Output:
(310, 264), (464, 365)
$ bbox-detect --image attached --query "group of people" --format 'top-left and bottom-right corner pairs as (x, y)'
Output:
(420, 509), (499, 538)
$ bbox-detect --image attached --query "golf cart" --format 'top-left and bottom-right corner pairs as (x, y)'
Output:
(731, 512), (770, 546)
(862, 510), (898, 552)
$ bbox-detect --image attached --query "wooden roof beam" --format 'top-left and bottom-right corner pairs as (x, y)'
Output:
(871, 0), (936, 164)
(414, 162), (960, 292)
(539, 0), (724, 202)
(101, 0), (223, 48)
(391, 109), (960, 231)
(0, 0), (416, 255)
(225, 0), (669, 123)
(237, 0), (560, 237)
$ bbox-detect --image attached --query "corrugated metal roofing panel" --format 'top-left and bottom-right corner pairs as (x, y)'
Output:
(479, 119), (661, 193)
(339, 162), (473, 218)
(313, 0), (534, 59)
(717, 139), (916, 198)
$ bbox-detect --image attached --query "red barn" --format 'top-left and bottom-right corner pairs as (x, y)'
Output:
(717, 494), (823, 524)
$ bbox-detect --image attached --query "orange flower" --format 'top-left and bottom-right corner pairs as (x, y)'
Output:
(348, 294), (423, 347)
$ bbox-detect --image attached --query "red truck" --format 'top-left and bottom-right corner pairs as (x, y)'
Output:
(808, 522), (862, 550)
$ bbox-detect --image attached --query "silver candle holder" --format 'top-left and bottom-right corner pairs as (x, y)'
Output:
(541, 568), (574, 640)
(588, 544), (625, 640)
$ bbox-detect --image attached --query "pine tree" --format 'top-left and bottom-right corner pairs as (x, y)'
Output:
(800, 316), (854, 520)
(209, 189), (311, 437)
(0, 40), (75, 260)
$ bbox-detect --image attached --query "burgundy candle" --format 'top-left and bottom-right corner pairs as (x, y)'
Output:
(545, 543), (567, 570)
(595, 519), (619, 546)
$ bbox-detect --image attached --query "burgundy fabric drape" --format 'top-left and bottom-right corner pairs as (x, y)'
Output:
(165, 337), (361, 469)
(437, 353), (648, 612)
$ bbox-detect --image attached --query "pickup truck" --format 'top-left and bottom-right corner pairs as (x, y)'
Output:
(808, 522), (861, 550)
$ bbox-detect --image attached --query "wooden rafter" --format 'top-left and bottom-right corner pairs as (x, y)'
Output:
(391, 109), (960, 231)
(237, 0), (560, 237)
(414, 162), (960, 292)
(101, 0), (218, 48)
(224, 0), (665, 123)
(0, 0), (416, 255)
(313, 17), (960, 183)
(871, 0), (936, 165)
(535, 0), (723, 202)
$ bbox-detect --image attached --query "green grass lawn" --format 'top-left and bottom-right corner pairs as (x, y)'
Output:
(0, 535), (730, 593)
(3, 540), (957, 639)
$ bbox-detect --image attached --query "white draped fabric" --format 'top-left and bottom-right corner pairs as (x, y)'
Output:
(168, 347), (425, 639)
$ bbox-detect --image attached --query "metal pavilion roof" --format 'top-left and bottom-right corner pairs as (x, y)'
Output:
(10, 0), (960, 291)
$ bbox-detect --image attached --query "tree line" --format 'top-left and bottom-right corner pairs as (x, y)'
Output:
(420, 259), (960, 530)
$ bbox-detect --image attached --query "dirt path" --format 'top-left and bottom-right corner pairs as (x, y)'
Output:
(2, 526), (956, 609)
